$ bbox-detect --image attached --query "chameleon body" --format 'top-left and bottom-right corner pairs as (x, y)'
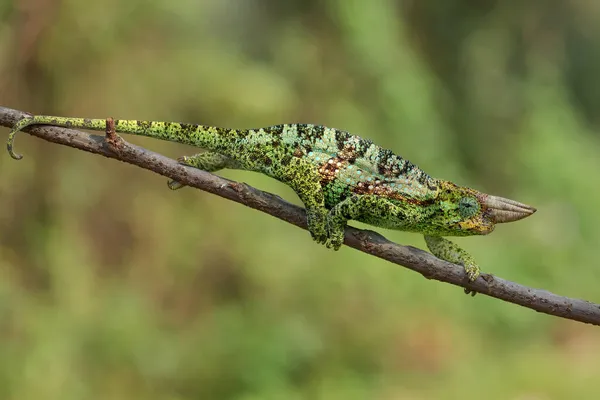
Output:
(6, 115), (536, 287)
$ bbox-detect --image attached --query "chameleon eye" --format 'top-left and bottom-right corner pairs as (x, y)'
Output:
(458, 196), (479, 218)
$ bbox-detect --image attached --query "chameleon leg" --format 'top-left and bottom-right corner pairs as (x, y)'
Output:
(281, 158), (330, 248)
(424, 235), (480, 295)
(326, 194), (392, 250)
(167, 152), (241, 190)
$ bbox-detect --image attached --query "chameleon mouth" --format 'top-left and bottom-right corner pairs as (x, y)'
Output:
(482, 195), (537, 223)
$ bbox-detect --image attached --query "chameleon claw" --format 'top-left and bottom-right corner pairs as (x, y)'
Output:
(326, 232), (344, 250)
(324, 239), (338, 250)
(309, 229), (328, 246)
(167, 180), (185, 190)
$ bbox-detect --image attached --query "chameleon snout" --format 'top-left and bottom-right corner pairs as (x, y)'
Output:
(481, 194), (536, 224)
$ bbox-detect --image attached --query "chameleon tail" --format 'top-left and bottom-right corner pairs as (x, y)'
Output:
(7, 115), (243, 160)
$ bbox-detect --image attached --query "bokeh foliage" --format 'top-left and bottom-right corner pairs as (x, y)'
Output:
(1, 1), (599, 399)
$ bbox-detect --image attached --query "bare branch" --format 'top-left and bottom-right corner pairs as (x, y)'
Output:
(1, 105), (599, 326)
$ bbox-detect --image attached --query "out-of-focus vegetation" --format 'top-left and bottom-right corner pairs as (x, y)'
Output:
(1, 1), (599, 399)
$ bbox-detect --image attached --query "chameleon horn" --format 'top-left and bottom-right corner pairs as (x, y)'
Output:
(483, 195), (537, 223)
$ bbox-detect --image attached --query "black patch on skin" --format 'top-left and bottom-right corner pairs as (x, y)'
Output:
(377, 148), (393, 165)
(179, 123), (192, 132)
(311, 125), (325, 141)
(268, 125), (284, 136)
(377, 150), (395, 176)
(335, 129), (349, 150)
(235, 128), (249, 138)
(65, 120), (72, 127)
(215, 127), (229, 138)
(114, 119), (120, 125)
(417, 173), (428, 186)
(280, 154), (293, 166)
(137, 120), (151, 131)
(84, 118), (92, 125)
(398, 161), (412, 176)
(354, 139), (371, 159)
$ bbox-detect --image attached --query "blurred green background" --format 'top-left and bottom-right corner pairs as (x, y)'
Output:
(1, 1), (599, 399)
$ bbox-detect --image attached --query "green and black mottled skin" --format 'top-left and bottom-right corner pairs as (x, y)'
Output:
(7, 115), (537, 289)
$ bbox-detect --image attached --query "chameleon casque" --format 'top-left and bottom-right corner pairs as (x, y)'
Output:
(7, 115), (536, 289)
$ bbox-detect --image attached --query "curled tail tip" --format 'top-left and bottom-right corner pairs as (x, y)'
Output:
(7, 140), (23, 160)
(6, 116), (34, 160)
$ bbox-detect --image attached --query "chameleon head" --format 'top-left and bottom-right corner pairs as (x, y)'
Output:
(429, 180), (537, 236)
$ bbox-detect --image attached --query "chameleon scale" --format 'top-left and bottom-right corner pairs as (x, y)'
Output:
(7, 115), (536, 293)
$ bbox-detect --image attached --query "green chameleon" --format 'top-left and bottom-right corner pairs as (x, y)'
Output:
(7, 115), (535, 287)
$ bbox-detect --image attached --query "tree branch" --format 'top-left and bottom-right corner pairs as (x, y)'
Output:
(1, 105), (599, 326)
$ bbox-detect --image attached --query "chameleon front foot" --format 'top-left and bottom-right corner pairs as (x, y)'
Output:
(463, 262), (480, 282)
(462, 261), (480, 296)
(306, 208), (345, 250)
(424, 235), (481, 295)
(306, 208), (328, 244)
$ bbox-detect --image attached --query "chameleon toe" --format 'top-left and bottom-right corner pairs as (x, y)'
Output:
(464, 263), (480, 282)
(167, 180), (185, 190)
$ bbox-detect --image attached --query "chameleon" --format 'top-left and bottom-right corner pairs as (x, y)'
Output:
(6, 115), (536, 289)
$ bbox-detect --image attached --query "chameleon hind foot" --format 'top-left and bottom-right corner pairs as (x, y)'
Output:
(167, 152), (239, 190)
(308, 194), (392, 251)
(424, 235), (481, 295)
(326, 230), (345, 250)
(323, 194), (392, 251)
